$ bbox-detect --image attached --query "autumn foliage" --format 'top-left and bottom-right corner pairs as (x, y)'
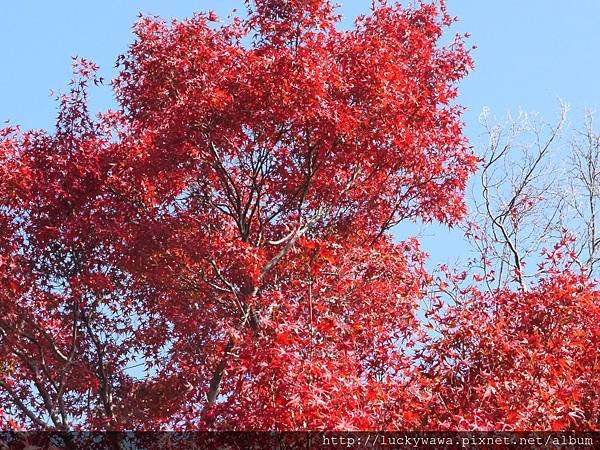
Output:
(421, 241), (600, 430)
(0, 0), (597, 433)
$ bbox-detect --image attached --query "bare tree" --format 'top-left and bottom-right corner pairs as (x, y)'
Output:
(467, 105), (600, 290)
(563, 111), (600, 276)
(468, 104), (568, 291)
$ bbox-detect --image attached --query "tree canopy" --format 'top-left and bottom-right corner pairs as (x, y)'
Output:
(0, 0), (597, 437)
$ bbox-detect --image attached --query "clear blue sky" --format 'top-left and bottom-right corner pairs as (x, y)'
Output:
(1, 1), (599, 264)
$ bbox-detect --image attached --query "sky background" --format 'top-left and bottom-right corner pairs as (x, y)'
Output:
(1, 0), (599, 266)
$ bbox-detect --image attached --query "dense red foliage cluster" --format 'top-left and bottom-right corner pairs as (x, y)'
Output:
(421, 242), (599, 430)
(0, 0), (597, 433)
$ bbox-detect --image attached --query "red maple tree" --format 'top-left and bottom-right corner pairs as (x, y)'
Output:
(0, 0), (597, 435)
(421, 238), (600, 430)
